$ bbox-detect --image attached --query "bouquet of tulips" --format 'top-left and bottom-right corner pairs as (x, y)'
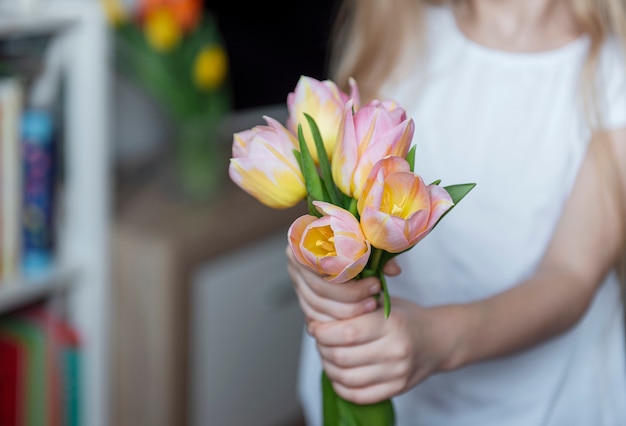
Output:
(228, 76), (474, 425)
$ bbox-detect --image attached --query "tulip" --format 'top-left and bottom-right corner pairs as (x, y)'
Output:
(332, 100), (414, 200)
(229, 116), (306, 209)
(288, 201), (371, 283)
(141, 0), (202, 32)
(193, 45), (228, 90)
(143, 6), (182, 51)
(358, 156), (454, 253)
(287, 76), (360, 163)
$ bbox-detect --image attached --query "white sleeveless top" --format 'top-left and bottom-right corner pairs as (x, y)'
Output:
(298, 5), (626, 425)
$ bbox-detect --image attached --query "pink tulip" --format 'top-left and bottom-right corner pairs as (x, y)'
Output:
(358, 156), (454, 253)
(332, 100), (414, 200)
(229, 116), (306, 209)
(287, 76), (360, 162)
(288, 201), (371, 283)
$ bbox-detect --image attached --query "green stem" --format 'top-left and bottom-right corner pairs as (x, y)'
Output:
(368, 248), (391, 318)
(369, 248), (383, 272)
(379, 270), (391, 319)
(348, 197), (358, 217)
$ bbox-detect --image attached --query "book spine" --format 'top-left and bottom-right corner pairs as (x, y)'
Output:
(21, 109), (55, 279)
(0, 77), (24, 283)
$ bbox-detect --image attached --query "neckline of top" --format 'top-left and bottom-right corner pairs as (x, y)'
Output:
(435, 5), (590, 64)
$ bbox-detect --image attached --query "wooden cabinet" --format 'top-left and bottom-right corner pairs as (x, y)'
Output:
(113, 174), (306, 426)
(190, 231), (305, 426)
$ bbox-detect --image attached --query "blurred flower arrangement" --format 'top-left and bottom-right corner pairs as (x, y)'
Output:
(103, 0), (231, 200)
(228, 76), (475, 425)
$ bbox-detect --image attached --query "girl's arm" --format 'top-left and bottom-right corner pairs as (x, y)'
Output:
(289, 128), (626, 404)
(449, 128), (626, 368)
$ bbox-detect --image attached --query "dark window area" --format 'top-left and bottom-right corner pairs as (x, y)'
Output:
(208, 0), (342, 110)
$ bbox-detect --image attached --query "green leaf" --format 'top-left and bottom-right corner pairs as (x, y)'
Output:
(322, 371), (395, 426)
(430, 182), (476, 229)
(430, 179), (442, 186)
(307, 195), (322, 217)
(444, 183), (476, 205)
(293, 149), (303, 170)
(297, 124), (325, 203)
(405, 145), (417, 172)
(304, 113), (342, 206)
(322, 371), (340, 424)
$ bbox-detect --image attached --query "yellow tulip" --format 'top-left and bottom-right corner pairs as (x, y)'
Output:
(229, 116), (306, 209)
(144, 7), (181, 52)
(193, 45), (228, 90)
(101, 0), (127, 26)
(286, 76), (359, 163)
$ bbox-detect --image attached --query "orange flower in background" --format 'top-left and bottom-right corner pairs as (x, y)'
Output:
(144, 6), (182, 51)
(140, 0), (202, 32)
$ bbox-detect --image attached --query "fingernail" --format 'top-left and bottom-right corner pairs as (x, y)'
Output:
(370, 285), (380, 295)
(364, 299), (377, 311)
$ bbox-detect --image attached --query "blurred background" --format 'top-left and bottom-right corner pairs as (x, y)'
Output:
(0, 0), (340, 425)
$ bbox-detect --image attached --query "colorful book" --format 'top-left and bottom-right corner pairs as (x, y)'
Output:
(0, 308), (82, 426)
(0, 316), (47, 426)
(21, 109), (55, 279)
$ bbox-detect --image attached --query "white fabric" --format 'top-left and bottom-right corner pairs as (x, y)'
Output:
(298, 5), (626, 426)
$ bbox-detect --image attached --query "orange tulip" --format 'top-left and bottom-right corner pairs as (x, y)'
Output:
(140, 0), (201, 32)
(358, 156), (454, 253)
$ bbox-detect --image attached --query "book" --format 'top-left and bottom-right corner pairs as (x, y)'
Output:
(0, 331), (24, 426)
(0, 308), (82, 426)
(0, 76), (24, 283)
(0, 316), (47, 426)
(21, 108), (55, 279)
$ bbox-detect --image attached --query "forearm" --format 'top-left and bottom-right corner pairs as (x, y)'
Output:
(439, 267), (598, 371)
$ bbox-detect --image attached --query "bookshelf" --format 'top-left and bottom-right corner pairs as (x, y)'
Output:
(0, 1), (111, 426)
(0, 268), (77, 315)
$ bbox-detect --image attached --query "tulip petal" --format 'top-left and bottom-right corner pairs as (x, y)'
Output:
(358, 157), (411, 215)
(426, 184), (455, 228)
(299, 217), (333, 270)
(348, 77), (361, 110)
(383, 173), (430, 218)
(404, 209), (431, 247)
(232, 127), (261, 157)
(361, 207), (411, 253)
(313, 201), (361, 236)
(229, 157), (306, 208)
(288, 215), (318, 269)
(322, 247), (370, 283)
(332, 102), (359, 196)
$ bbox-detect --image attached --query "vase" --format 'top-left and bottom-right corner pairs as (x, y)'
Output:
(174, 116), (226, 203)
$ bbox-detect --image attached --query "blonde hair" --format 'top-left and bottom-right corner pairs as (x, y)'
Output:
(330, 0), (626, 281)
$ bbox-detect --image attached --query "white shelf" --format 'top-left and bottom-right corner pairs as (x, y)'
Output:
(0, 267), (77, 315)
(0, 2), (111, 425)
(0, 12), (76, 39)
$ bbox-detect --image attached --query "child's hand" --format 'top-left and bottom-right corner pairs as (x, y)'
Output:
(286, 246), (384, 324)
(309, 298), (459, 405)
